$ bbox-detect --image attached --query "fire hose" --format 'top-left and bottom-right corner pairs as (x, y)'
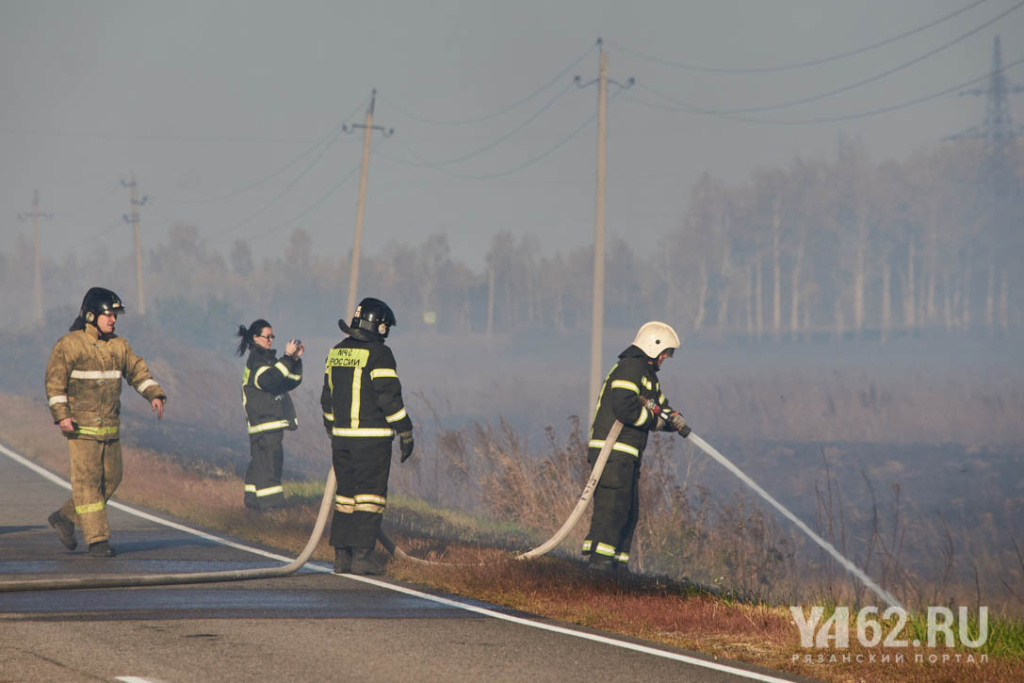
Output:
(383, 418), (903, 611)
(374, 421), (613, 566)
(514, 421), (621, 560)
(685, 431), (902, 610)
(3, 421), (902, 608)
(373, 423), (623, 566)
(0, 450), (339, 593)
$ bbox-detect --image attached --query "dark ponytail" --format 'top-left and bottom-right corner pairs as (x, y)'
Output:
(236, 318), (271, 357)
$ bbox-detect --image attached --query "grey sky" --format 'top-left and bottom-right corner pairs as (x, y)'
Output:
(3, 0), (1022, 270)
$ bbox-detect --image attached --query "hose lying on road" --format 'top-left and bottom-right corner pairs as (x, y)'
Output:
(0, 466), (339, 594)
(2, 423), (902, 608)
(377, 529), (436, 565)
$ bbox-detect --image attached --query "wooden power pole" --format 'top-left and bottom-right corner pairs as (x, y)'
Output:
(576, 40), (632, 423)
(343, 90), (393, 318)
(18, 189), (52, 325)
(588, 50), (609, 424)
(122, 175), (148, 315)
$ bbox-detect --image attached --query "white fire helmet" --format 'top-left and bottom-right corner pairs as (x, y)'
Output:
(632, 321), (682, 360)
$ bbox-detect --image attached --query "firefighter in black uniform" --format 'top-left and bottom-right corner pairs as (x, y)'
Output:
(583, 321), (691, 576)
(236, 319), (304, 510)
(321, 298), (414, 575)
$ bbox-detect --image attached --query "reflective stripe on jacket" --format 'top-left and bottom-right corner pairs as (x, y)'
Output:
(242, 347), (302, 434)
(44, 325), (167, 441)
(588, 344), (676, 461)
(320, 337), (412, 439)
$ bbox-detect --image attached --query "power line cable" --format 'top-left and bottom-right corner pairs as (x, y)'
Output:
(51, 182), (123, 218)
(378, 85), (627, 180)
(215, 125), (347, 239)
(624, 55), (1024, 125)
(378, 42), (598, 126)
(382, 79), (577, 168)
(214, 145), (373, 246)
(178, 96), (371, 205)
(696, 0), (1023, 114)
(0, 124), (325, 144)
(607, 0), (992, 74)
(47, 184), (133, 254)
(65, 219), (124, 252)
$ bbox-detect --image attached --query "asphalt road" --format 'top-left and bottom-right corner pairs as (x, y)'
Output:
(0, 442), (808, 683)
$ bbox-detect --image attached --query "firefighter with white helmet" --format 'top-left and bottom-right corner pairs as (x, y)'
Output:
(582, 321), (690, 577)
(44, 287), (167, 557)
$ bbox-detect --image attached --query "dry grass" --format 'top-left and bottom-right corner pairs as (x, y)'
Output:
(3, 391), (1022, 682)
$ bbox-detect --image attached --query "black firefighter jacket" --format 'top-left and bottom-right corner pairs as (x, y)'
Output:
(321, 337), (413, 439)
(588, 344), (679, 463)
(242, 347), (302, 435)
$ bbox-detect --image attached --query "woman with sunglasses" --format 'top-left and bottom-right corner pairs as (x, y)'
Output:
(235, 319), (304, 510)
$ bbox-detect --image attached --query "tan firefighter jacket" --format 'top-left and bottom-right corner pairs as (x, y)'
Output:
(45, 324), (167, 441)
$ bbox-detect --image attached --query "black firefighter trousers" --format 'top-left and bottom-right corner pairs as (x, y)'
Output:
(330, 436), (393, 551)
(584, 452), (641, 566)
(245, 430), (285, 510)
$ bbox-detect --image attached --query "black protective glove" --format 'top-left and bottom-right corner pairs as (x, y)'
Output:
(667, 411), (691, 437)
(398, 431), (415, 463)
(639, 395), (690, 436)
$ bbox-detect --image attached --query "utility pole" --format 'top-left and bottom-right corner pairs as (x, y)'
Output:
(576, 38), (633, 423)
(946, 35), (1023, 334)
(122, 175), (148, 315)
(17, 189), (52, 325)
(343, 90), (393, 318)
(486, 262), (495, 339)
(947, 35), (1024, 200)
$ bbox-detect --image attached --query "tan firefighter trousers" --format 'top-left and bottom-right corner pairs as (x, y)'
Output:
(58, 438), (123, 546)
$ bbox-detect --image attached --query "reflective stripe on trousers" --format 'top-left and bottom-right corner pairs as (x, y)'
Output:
(60, 438), (122, 546)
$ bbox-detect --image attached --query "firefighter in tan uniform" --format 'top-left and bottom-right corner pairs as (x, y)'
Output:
(44, 287), (167, 557)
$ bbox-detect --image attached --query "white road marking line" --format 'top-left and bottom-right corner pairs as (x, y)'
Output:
(2, 441), (796, 683)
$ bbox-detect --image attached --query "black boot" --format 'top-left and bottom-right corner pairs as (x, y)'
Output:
(333, 547), (352, 574)
(587, 554), (615, 577)
(88, 541), (116, 557)
(350, 548), (385, 575)
(48, 510), (77, 550)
